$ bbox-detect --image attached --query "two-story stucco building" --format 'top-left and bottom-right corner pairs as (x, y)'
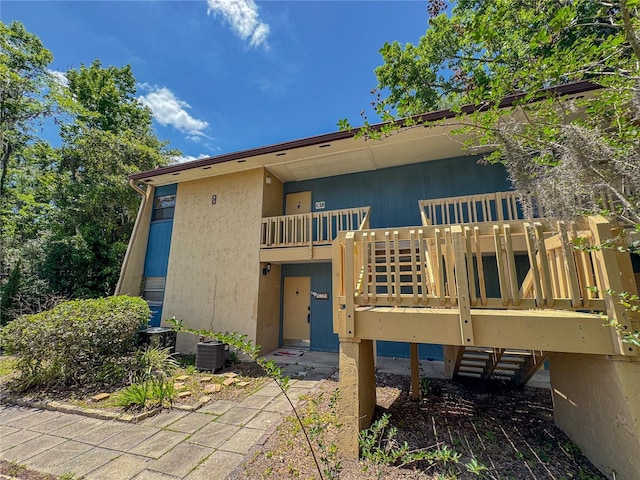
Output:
(116, 81), (640, 478)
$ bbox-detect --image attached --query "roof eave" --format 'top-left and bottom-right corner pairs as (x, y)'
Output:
(130, 80), (600, 182)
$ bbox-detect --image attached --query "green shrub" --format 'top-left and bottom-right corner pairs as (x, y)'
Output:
(133, 346), (179, 382)
(113, 377), (175, 411)
(0, 296), (150, 390)
(113, 381), (150, 410)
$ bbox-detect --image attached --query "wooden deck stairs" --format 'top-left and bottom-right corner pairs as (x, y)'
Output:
(451, 346), (548, 385)
(333, 194), (640, 474)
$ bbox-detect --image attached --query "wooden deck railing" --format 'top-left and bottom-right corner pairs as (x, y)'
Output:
(419, 191), (536, 226)
(419, 190), (636, 227)
(336, 217), (617, 312)
(260, 206), (370, 248)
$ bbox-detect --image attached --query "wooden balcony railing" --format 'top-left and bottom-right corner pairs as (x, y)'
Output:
(333, 216), (640, 356)
(260, 206), (371, 249)
(419, 190), (637, 227)
(335, 217), (622, 312)
(419, 191), (535, 226)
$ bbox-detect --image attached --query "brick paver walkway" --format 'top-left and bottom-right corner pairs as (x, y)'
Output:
(0, 363), (336, 480)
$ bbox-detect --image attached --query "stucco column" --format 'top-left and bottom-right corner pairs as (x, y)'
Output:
(550, 353), (640, 479)
(338, 337), (376, 458)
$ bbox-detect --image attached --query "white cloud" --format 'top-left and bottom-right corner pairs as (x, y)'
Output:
(48, 69), (69, 87)
(207, 0), (270, 49)
(138, 85), (209, 138)
(171, 153), (211, 165)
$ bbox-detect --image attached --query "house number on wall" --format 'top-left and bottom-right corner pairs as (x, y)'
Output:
(211, 194), (217, 205)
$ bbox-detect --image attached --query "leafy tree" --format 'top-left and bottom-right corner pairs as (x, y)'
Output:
(0, 260), (20, 326)
(0, 21), (60, 283)
(350, 0), (640, 223)
(1, 22), (176, 312)
(0, 21), (56, 197)
(44, 60), (174, 297)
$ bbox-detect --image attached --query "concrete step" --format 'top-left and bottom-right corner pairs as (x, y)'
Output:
(460, 359), (487, 367)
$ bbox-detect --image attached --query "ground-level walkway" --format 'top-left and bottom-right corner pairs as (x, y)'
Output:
(0, 354), (338, 480)
(0, 352), (550, 480)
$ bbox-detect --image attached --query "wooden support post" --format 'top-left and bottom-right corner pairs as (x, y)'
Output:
(589, 216), (638, 356)
(535, 223), (554, 307)
(503, 224), (521, 306)
(452, 225), (474, 346)
(435, 229), (445, 305)
(344, 232), (356, 338)
(493, 225), (510, 306)
(338, 338), (377, 458)
(570, 224), (591, 308)
(332, 234), (345, 337)
(524, 223), (544, 306)
(410, 343), (421, 401)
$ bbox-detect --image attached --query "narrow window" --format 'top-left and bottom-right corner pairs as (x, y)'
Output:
(152, 194), (175, 221)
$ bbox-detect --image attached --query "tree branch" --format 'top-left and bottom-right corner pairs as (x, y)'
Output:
(621, 1), (640, 62)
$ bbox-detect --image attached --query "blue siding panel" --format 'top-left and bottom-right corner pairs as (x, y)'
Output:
(143, 183), (177, 277)
(282, 157), (511, 360)
(284, 155), (510, 228)
(142, 184), (177, 324)
(376, 341), (444, 361)
(149, 306), (163, 328)
(282, 263), (338, 352)
(144, 221), (174, 276)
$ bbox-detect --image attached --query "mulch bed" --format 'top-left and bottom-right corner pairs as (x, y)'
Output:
(0, 359), (269, 417)
(239, 373), (606, 480)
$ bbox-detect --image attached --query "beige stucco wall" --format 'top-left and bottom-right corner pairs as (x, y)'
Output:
(115, 185), (154, 296)
(255, 170), (285, 353)
(256, 263), (282, 353)
(162, 169), (265, 353)
(261, 170), (284, 217)
(550, 353), (640, 479)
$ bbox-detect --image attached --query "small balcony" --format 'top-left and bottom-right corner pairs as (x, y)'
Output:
(259, 206), (370, 263)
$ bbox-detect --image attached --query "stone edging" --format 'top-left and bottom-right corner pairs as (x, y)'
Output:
(0, 393), (161, 423)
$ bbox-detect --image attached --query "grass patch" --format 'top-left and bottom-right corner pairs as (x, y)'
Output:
(0, 355), (18, 377)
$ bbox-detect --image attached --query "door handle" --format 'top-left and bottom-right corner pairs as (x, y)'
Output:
(307, 305), (311, 323)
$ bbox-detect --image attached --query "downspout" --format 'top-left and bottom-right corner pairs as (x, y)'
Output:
(129, 178), (146, 197)
(114, 180), (150, 295)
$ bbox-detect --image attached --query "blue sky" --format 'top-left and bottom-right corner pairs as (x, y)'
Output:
(4, 1), (429, 163)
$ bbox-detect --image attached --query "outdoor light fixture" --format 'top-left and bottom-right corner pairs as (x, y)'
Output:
(262, 263), (272, 276)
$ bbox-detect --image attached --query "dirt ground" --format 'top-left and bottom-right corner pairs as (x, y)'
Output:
(238, 373), (606, 480)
